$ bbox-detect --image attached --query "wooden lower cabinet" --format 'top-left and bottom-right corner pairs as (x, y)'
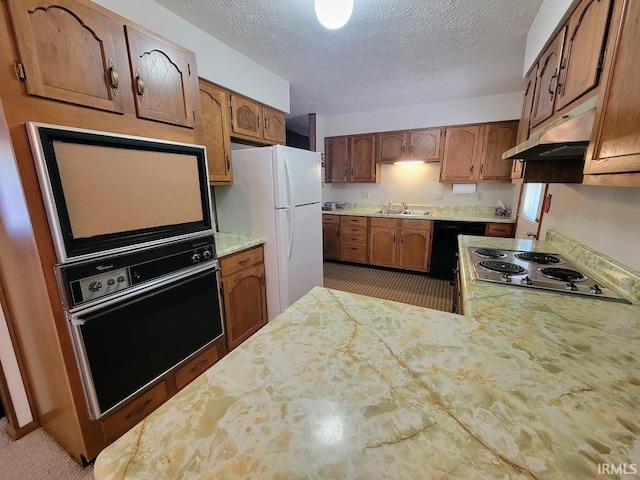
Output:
(485, 223), (514, 238)
(369, 218), (432, 272)
(338, 216), (368, 263)
(322, 214), (340, 259)
(219, 246), (268, 351)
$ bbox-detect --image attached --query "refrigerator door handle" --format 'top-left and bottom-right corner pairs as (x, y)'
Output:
(284, 152), (295, 259)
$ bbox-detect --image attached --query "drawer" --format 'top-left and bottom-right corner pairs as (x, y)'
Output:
(370, 217), (399, 228)
(485, 223), (514, 237)
(101, 380), (168, 442)
(341, 232), (367, 244)
(175, 343), (220, 390)
(322, 214), (340, 225)
(220, 246), (263, 277)
(340, 243), (367, 263)
(340, 216), (367, 226)
(400, 219), (433, 230)
(340, 225), (367, 236)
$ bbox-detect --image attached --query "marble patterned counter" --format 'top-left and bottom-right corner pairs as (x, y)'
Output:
(214, 232), (265, 258)
(95, 277), (639, 478)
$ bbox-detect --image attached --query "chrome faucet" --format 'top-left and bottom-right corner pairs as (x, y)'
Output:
(401, 201), (408, 212)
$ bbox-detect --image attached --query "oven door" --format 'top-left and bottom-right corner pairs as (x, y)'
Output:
(68, 263), (223, 419)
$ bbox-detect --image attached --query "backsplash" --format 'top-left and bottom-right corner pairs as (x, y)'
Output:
(323, 163), (519, 210)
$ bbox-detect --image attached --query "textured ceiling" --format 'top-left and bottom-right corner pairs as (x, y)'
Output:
(152, 0), (542, 131)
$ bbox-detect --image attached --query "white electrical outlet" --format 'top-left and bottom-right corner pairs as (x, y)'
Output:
(478, 192), (484, 201)
(435, 193), (443, 201)
(361, 191), (369, 199)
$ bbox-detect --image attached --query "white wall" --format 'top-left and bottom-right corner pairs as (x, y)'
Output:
(92, 0), (290, 112)
(325, 91), (523, 137)
(540, 185), (640, 270)
(523, 0), (574, 75)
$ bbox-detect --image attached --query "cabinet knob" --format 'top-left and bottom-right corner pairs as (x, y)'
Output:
(135, 69), (145, 100)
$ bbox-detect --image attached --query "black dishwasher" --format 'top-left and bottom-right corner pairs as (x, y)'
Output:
(430, 221), (486, 280)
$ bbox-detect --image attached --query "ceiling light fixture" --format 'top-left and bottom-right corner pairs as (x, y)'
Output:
(315, 0), (354, 30)
(394, 160), (426, 165)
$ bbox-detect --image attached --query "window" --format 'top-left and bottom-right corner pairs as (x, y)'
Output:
(522, 183), (544, 222)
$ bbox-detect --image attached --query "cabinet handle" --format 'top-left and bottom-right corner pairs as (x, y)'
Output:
(350, 247), (358, 250)
(469, 165), (474, 174)
(125, 399), (152, 419)
(401, 145), (405, 155)
(351, 167), (354, 176)
(548, 69), (558, 96)
(410, 145), (414, 155)
(557, 60), (567, 95)
(401, 234), (404, 244)
(393, 233), (396, 243)
(238, 257), (251, 265)
(190, 359), (209, 373)
(107, 59), (119, 95)
(257, 115), (260, 130)
(226, 155), (230, 171)
(264, 117), (269, 130)
(344, 167), (347, 178)
(135, 69), (145, 100)
(480, 164), (484, 175)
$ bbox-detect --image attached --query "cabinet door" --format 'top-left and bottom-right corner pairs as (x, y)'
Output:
(584, 0), (640, 178)
(409, 128), (442, 162)
(230, 94), (262, 139)
(263, 106), (286, 144)
(6, 0), (124, 113)
(398, 230), (430, 272)
(530, 29), (566, 128)
(440, 126), (483, 182)
(478, 122), (518, 182)
(125, 26), (196, 128)
(322, 223), (340, 259)
(555, 0), (613, 110)
(350, 134), (377, 182)
(222, 263), (267, 351)
(378, 132), (406, 162)
(325, 136), (350, 182)
(198, 80), (232, 184)
(513, 67), (538, 180)
(369, 228), (397, 267)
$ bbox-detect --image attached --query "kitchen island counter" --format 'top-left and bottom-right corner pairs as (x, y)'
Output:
(95, 280), (639, 478)
(214, 232), (265, 258)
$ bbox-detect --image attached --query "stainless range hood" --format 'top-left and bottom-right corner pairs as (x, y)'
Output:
(503, 96), (598, 161)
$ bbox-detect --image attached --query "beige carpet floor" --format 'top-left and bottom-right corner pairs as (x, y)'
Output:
(0, 417), (94, 480)
(323, 261), (454, 312)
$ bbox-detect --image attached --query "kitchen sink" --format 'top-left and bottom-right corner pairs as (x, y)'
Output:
(377, 209), (431, 216)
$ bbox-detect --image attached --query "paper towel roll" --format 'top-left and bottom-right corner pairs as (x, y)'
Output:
(451, 183), (477, 194)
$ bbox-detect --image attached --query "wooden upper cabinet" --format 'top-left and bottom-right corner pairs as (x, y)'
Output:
(379, 131), (407, 162)
(230, 94), (262, 138)
(555, 0), (613, 111)
(263, 106), (285, 143)
(409, 129), (441, 161)
(198, 79), (232, 184)
(478, 122), (518, 182)
(513, 67), (538, 181)
(350, 134), (377, 182)
(530, 28), (566, 129)
(378, 128), (441, 163)
(440, 125), (483, 182)
(584, 0), (640, 183)
(6, 0), (124, 113)
(125, 26), (196, 128)
(325, 136), (350, 182)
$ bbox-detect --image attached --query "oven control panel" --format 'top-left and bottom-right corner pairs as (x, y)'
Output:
(76, 268), (130, 303)
(58, 235), (217, 309)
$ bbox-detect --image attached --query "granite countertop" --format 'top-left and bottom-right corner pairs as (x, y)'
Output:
(323, 205), (514, 224)
(94, 246), (640, 479)
(214, 232), (265, 258)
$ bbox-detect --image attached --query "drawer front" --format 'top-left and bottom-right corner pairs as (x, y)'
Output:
(175, 344), (220, 390)
(220, 246), (263, 277)
(322, 214), (340, 225)
(370, 217), (399, 228)
(340, 225), (367, 236)
(340, 243), (367, 263)
(101, 381), (168, 442)
(341, 232), (367, 245)
(485, 223), (514, 237)
(340, 216), (368, 226)
(400, 219), (433, 230)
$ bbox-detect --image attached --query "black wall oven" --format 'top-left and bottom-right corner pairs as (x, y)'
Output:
(58, 235), (223, 419)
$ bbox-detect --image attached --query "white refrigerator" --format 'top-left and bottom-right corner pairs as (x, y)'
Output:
(215, 145), (323, 321)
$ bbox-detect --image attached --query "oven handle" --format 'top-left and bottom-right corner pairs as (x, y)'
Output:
(69, 261), (218, 323)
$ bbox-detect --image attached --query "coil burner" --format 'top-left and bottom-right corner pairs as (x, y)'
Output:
(538, 267), (587, 282)
(514, 252), (561, 265)
(478, 261), (527, 276)
(473, 248), (508, 259)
